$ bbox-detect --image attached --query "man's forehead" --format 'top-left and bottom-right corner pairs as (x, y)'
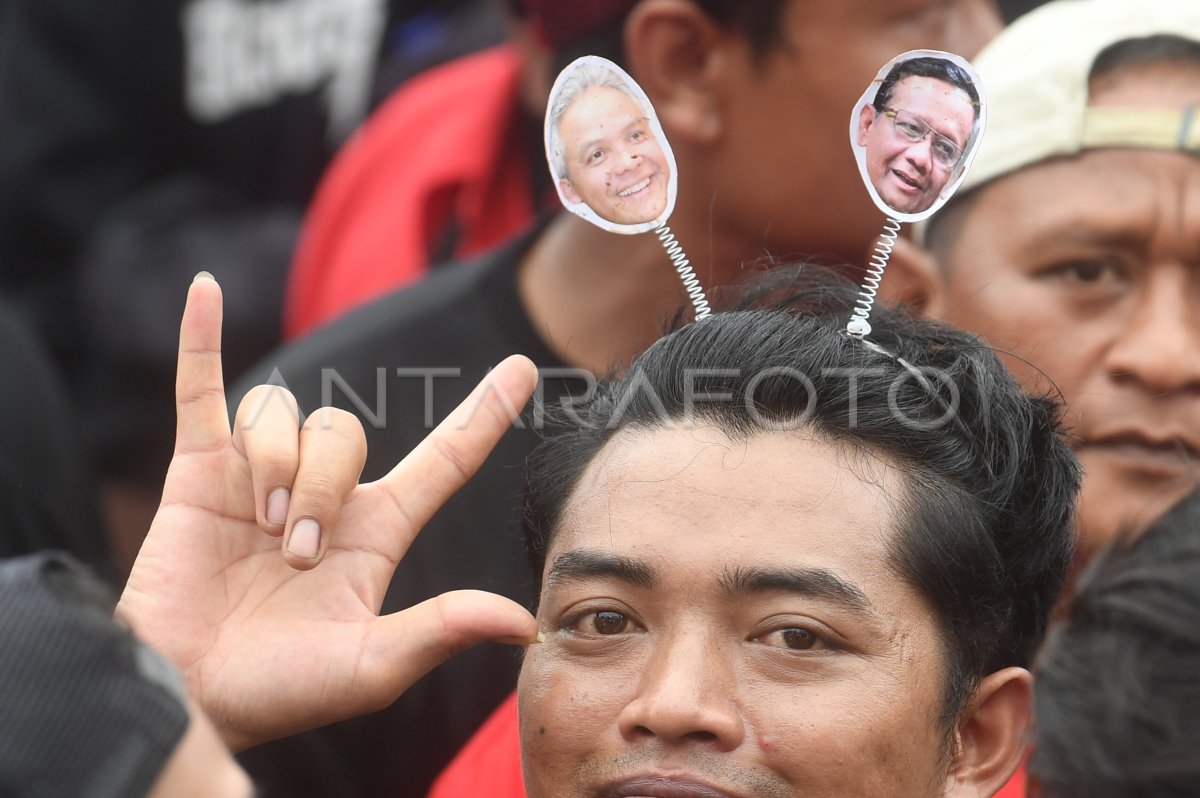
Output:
(561, 89), (643, 153)
(926, 145), (1200, 272)
(1087, 57), (1200, 107)
(892, 77), (975, 146)
(894, 76), (974, 112)
(549, 428), (905, 576)
(563, 86), (639, 124)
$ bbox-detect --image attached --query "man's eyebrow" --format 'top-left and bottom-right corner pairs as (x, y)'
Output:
(576, 136), (606, 162)
(1025, 222), (1148, 251)
(546, 549), (658, 590)
(719, 565), (877, 618)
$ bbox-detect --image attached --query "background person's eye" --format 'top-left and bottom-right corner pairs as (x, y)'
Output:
(1036, 258), (1131, 302)
(1067, 262), (1107, 282)
(1048, 259), (1124, 285)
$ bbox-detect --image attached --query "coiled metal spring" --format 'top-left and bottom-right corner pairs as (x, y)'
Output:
(656, 224), (711, 321)
(846, 217), (901, 337)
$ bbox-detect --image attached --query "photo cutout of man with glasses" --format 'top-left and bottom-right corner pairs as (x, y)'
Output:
(855, 55), (982, 217)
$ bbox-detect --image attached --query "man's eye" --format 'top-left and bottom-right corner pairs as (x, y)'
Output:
(933, 141), (957, 163)
(1067, 261), (1109, 282)
(591, 611), (632, 634)
(760, 626), (825, 651)
(589, 149), (605, 162)
(567, 609), (636, 636)
(1051, 260), (1122, 284)
(896, 120), (924, 139)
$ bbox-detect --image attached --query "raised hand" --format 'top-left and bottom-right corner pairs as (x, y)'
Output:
(117, 274), (540, 751)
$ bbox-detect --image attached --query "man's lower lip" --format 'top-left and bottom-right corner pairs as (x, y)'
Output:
(1081, 442), (1196, 477)
(598, 777), (737, 798)
(890, 171), (921, 193)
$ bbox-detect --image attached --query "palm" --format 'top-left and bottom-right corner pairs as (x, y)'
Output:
(119, 277), (538, 749)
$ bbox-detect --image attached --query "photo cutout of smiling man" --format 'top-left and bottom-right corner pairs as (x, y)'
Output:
(547, 56), (677, 234)
(854, 53), (982, 220)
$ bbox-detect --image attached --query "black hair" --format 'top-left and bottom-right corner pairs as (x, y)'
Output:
(1090, 33), (1200, 82)
(522, 265), (1080, 734)
(551, 0), (790, 76)
(1030, 490), (1200, 798)
(873, 56), (981, 119)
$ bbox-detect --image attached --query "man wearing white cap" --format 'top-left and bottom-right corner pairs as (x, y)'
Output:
(888, 0), (1200, 563)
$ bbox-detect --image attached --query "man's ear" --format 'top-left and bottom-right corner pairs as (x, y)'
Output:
(621, 0), (729, 145)
(943, 667), (1033, 797)
(881, 236), (946, 318)
(857, 104), (876, 148)
(560, 178), (582, 205)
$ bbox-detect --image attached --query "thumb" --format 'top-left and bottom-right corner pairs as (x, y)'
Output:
(363, 591), (539, 701)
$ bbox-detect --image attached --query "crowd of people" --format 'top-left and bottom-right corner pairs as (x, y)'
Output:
(2, 0), (1199, 797)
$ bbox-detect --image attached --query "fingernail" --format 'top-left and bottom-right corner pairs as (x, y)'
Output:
(193, 271), (215, 283)
(266, 487), (290, 526)
(287, 518), (321, 559)
(534, 631), (546, 644)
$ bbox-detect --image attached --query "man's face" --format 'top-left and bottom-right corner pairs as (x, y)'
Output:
(927, 63), (1200, 555)
(857, 76), (975, 215)
(559, 86), (671, 226)
(518, 426), (959, 797)
(701, 0), (1000, 264)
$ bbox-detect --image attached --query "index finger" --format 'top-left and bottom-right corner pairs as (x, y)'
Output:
(377, 355), (538, 534)
(175, 273), (231, 454)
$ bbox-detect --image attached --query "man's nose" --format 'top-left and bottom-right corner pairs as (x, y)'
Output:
(616, 630), (745, 750)
(906, 138), (933, 174)
(1104, 266), (1200, 394)
(614, 145), (640, 172)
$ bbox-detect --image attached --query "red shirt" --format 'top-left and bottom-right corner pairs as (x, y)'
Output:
(428, 692), (524, 798)
(284, 45), (538, 338)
